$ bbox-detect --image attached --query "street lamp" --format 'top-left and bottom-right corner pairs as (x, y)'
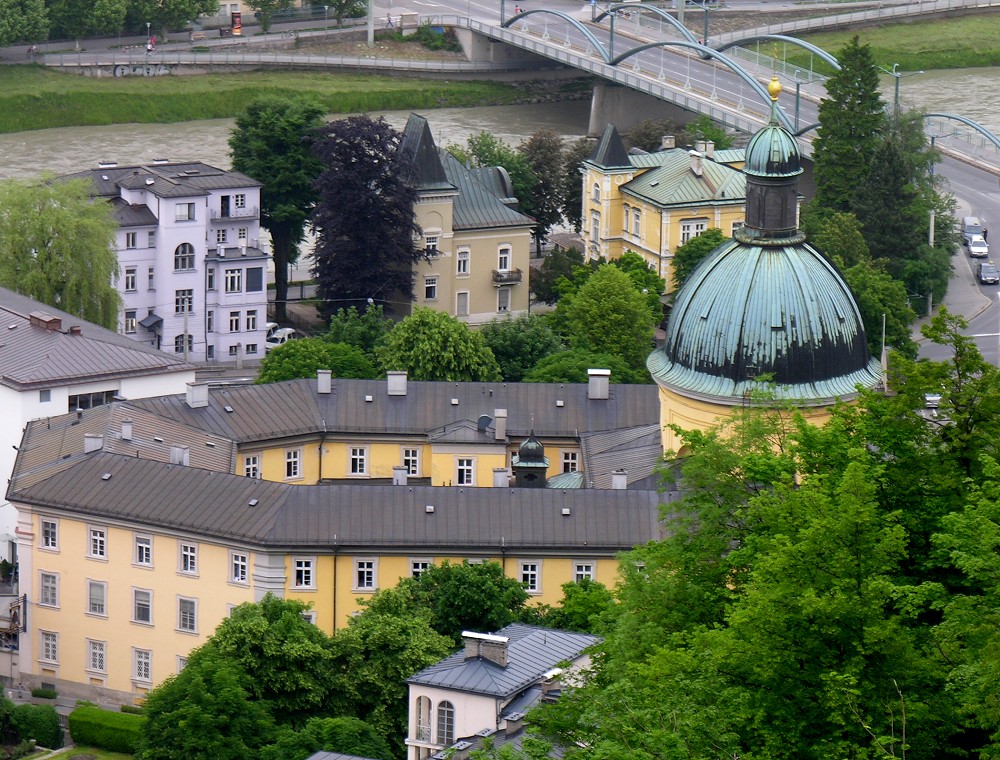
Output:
(880, 62), (924, 112)
(323, 5), (328, 22)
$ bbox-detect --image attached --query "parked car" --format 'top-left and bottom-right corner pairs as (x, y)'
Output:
(977, 261), (1000, 285)
(265, 327), (298, 353)
(968, 235), (990, 258)
(265, 322), (279, 339)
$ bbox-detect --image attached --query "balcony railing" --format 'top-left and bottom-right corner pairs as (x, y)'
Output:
(210, 206), (260, 221)
(492, 268), (523, 286)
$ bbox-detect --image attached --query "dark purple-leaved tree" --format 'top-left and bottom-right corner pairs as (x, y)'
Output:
(310, 116), (422, 316)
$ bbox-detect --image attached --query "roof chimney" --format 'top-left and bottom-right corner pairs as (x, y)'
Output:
(185, 382), (209, 409)
(494, 408), (507, 441)
(493, 467), (510, 487)
(29, 312), (61, 331)
(69, 325), (82, 335)
(704, 140), (715, 159)
(587, 369), (610, 400)
(392, 465), (408, 486)
(121, 419), (133, 441)
(317, 369), (332, 394)
(611, 468), (628, 490)
(83, 434), (104, 453)
(689, 149), (704, 177)
(462, 631), (509, 667)
(387, 371), (407, 396)
(660, 135), (675, 150)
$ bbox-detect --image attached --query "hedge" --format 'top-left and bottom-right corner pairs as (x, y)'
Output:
(30, 687), (56, 700)
(68, 705), (144, 754)
(12, 703), (62, 748)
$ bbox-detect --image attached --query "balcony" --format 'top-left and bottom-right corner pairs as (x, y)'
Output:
(210, 206), (260, 221)
(491, 268), (523, 286)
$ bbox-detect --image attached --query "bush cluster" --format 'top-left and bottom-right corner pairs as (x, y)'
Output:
(68, 705), (144, 754)
(29, 687), (55, 700)
(12, 704), (61, 748)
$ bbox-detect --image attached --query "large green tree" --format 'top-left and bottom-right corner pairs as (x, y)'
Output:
(669, 227), (726, 292)
(229, 96), (325, 323)
(449, 133), (537, 221)
(260, 717), (393, 760)
(530, 245), (587, 305)
(0, 177), (120, 329)
(325, 303), (394, 358)
(812, 36), (887, 213)
(248, 0), (296, 32)
(560, 138), (594, 233)
(375, 308), (501, 381)
(518, 129), (566, 256)
(0, 0), (47, 45)
(479, 313), (563, 382)
(48, 0), (125, 45)
(256, 338), (377, 384)
(131, 0), (221, 38)
(311, 115), (423, 313)
(522, 348), (645, 384)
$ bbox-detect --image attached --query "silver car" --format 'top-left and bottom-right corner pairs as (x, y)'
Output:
(969, 235), (990, 258)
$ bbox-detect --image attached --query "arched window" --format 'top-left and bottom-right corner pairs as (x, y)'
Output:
(174, 243), (195, 271)
(592, 182), (600, 202)
(174, 334), (192, 354)
(415, 696), (431, 741)
(436, 700), (454, 746)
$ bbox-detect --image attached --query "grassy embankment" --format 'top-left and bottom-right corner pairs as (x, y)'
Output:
(0, 66), (570, 134)
(787, 12), (1000, 73)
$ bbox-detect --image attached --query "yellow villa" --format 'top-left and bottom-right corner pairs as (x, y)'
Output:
(581, 125), (749, 287)
(9, 372), (666, 702)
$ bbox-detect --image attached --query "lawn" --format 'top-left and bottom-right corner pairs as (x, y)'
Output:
(43, 746), (132, 760)
(790, 12), (1000, 72)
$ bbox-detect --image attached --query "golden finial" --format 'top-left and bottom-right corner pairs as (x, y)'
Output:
(768, 76), (782, 101)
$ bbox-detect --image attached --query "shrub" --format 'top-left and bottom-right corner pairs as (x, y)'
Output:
(68, 705), (144, 754)
(9, 740), (34, 759)
(30, 687), (56, 700)
(12, 704), (62, 748)
(120, 703), (145, 715)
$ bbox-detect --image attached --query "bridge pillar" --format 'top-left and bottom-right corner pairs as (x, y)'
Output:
(588, 82), (698, 136)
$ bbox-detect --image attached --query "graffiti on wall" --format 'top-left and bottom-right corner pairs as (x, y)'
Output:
(113, 64), (171, 77)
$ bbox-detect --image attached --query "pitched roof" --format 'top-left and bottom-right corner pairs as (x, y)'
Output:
(62, 161), (261, 200)
(0, 287), (193, 390)
(401, 113), (456, 194)
(8, 452), (668, 552)
(407, 623), (600, 697)
(622, 148), (746, 208)
(585, 124), (632, 170)
(441, 152), (535, 231)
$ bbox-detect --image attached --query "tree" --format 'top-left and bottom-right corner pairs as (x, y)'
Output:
(256, 338), (377, 384)
(375, 308), (501, 381)
(479, 314), (563, 382)
(802, 208), (870, 270)
(0, 0), (47, 45)
(0, 177), (120, 329)
(136, 650), (276, 760)
(230, 96), (325, 323)
(670, 227), (727, 292)
(131, 0), (221, 38)
(249, 0), (296, 32)
(614, 251), (666, 317)
(560, 138), (593, 233)
(623, 118), (681, 152)
(48, 0), (125, 45)
(361, 561), (532, 646)
(523, 348), (645, 384)
(681, 115), (734, 150)
(540, 578), (615, 634)
(812, 36), (887, 212)
(449, 133), (537, 222)
(325, 303), (394, 357)
(311, 115), (423, 313)
(530, 245), (586, 305)
(518, 129), (566, 256)
(260, 717), (394, 760)
(563, 265), (657, 370)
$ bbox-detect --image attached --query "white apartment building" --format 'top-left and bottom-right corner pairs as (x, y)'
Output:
(65, 161), (269, 363)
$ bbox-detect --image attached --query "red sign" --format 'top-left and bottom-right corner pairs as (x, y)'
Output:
(231, 11), (242, 35)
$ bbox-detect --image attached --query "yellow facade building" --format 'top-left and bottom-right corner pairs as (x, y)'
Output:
(10, 372), (666, 702)
(581, 126), (749, 287)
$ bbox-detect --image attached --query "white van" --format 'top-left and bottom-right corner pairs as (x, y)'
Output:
(963, 216), (985, 245)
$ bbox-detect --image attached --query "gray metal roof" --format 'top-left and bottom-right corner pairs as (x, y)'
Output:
(407, 623), (600, 697)
(579, 424), (664, 489)
(129, 378), (660, 444)
(110, 198), (158, 227)
(648, 238), (882, 402)
(441, 152), (535, 231)
(585, 124), (632, 170)
(8, 452), (667, 552)
(62, 162), (261, 200)
(0, 287), (192, 390)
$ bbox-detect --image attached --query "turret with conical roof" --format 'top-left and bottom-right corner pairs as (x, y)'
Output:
(512, 431), (548, 488)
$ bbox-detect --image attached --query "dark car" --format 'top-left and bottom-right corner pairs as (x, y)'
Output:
(978, 261), (1000, 284)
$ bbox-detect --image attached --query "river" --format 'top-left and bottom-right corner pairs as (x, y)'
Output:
(0, 100), (594, 180)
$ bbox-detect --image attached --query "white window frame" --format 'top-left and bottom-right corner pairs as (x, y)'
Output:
(246, 310), (258, 332)
(174, 289), (193, 315)
(402, 447), (420, 476)
(244, 454), (260, 479)
(416, 696), (432, 742)
(147, 230), (156, 248)
(224, 268), (242, 294)
(125, 231), (137, 249)
(591, 182), (601, 202)
(520, 560), (541, 593)
(41, 519), (58, 550)
(216, 228), (228, 244)
(456, 291), (469, 318)
(177, 596), (198, 633)
(497, 247), (511, 272)
(437, 700), (455, 746)
(179, 542), (198, 575)
(425, 235), (439, 256)
(456, 457), (475, 486)
(87, 639), (107, 674)
(411, 559), (431, 578)
(87, 580), (107, 617)
(234, 193), (246, 209)
(354, 558), (377, 591)
(88, 526), (107, 559)
(228, 310), (240, 333)
(174, 202), (195, 222)
(124, 310), (137, 335)
(40, 631), (58, 664)
(680, 218), (708, 244)
(39, 572), (58, 607)
(424, 276), (438, 301)
(497, 287), (511, 313)
(350, 446), (368, 476)
(591, 211), (600, 242)
(134, 534), (153, 567)
(230, 551), (249, 584)
(133, 648), (152, 682)
(632, 208), (641, 237)
(574, 562), (595, 582)
(207, 310), (214, 333)
(456, 249), (470, 276)
(174, 243), (195, 271)
(561, 451), (579, 473)
(132, 588), (153, 625)
(124, 267), (137, 292)
(285, 448), (302, 480)
(293, 557), (316, 589)
(207, 268), (216, 291)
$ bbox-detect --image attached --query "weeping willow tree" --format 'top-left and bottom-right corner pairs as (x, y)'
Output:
(0, 177), (120, 328)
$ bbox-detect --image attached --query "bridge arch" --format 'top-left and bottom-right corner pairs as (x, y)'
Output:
(502, 9), (611, 63)
(924, 112), (1000, 152)
(714, 34), (841, 72)
(593, 4), (699, 45)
